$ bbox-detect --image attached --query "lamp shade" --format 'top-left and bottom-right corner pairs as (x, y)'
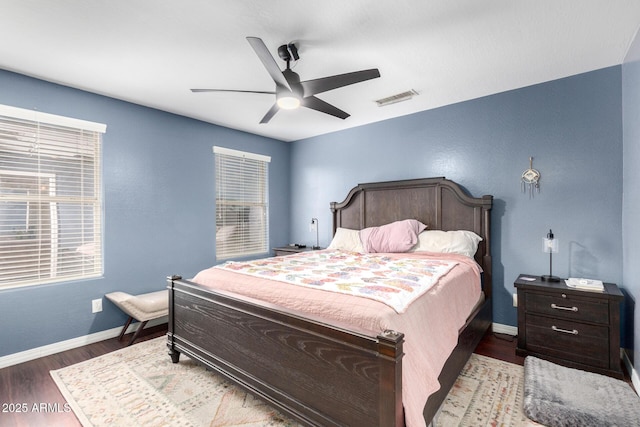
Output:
(543, 236), (559, 253)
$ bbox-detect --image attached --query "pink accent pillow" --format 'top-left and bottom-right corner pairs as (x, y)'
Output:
(360, 219), (427, 253)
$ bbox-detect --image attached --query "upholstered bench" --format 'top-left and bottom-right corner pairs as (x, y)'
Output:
(105, 290), (168, 345)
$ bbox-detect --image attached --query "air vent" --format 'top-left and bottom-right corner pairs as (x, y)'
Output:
(375, 89), (418, 107)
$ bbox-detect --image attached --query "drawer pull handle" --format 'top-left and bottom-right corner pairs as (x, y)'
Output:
(552, 325), (579, 335)
(551, 303), (578, 312)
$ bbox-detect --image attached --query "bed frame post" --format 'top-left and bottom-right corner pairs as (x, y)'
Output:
(377, 329), (405, 427)
(481, 194), (492, 301)
(166, 275), (180, 363)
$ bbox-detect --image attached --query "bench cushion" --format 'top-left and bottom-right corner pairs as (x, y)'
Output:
(105, 290), (168, 322)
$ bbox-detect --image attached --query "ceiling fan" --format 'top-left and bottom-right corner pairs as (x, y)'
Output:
(191, 37), (381, 124)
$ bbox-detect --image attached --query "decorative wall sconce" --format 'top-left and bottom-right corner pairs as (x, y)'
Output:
(521, 157), (540, 198)
(541, 229), (560, 282)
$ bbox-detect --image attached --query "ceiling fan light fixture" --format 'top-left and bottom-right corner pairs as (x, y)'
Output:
(276, 94), (301, 109)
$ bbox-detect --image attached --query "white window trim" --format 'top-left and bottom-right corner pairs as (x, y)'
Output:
(213, 146), (270, 261)
(213, 146), (271, 163)
(0, 104), (106, 133)
(0, 105), (105, 289)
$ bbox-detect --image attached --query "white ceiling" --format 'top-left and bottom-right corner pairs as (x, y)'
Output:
(2, 1), (639, 142)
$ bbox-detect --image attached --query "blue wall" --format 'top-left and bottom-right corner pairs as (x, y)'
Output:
(623, 33), (640, 366)
(0, 70), (290, 357)
(0, 64), (629, 358)
(289, 67), (623, 327)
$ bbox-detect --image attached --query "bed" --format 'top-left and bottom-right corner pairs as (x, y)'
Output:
(166, 177), (493, 426)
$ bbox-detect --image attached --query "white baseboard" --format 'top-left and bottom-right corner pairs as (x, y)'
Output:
(492, 322), (518, 336)
(0, 316), (167, 369)
(622, 348), (639, 394)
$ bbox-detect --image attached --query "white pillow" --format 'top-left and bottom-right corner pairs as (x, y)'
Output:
(411, 230), (482, 258)
(328, 227), (365, 253)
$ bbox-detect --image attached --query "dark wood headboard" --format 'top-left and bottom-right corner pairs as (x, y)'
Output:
(330, 177), (493, 298)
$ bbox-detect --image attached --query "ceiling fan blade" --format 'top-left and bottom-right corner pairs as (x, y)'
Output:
(246, 37), (291, 91)
(259, 103), (280, 124)
(301, 96), (350, 120)
(300, 69), (380, 96)
(191, 88), (275, 94)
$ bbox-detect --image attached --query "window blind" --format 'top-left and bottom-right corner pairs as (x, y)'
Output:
(0, 104), (105, 289)
(214, 146), (270, 260)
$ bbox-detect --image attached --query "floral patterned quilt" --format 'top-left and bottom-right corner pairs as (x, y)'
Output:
(216, 250), (458, 313)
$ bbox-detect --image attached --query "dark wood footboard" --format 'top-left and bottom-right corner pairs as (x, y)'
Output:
(167, 275), (404, 427)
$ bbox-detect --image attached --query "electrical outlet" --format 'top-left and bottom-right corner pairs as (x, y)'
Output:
(512, 293), (518, 307)
(92, 298), (102, 313)
(309, 218), (318, 232)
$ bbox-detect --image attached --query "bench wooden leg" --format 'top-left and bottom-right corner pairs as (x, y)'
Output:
(118, 316), (134, 341)
(127, 320), (149, 346)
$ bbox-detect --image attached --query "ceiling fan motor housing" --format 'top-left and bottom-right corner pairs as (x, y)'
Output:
(282, 69), (302, 91)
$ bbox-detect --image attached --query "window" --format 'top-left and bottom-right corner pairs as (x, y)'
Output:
(0, 104), (105, 289)
(214, 146), (270, 260)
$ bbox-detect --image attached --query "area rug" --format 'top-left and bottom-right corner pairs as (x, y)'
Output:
(50, 337), (301, 427)
(51, 337), (540, 426)
(524, 356), (640, 427)
(435, 353), (543, 427)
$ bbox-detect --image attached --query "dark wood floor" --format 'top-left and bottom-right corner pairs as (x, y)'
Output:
(0, 327), (625, 427)
(474, 331), (525, 365)
(0, 325), (168, 427)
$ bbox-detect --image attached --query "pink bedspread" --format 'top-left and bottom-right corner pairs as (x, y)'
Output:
(192, 249), (482, 427)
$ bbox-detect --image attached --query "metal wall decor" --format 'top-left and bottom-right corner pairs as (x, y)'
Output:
(521, 156), (540, 197)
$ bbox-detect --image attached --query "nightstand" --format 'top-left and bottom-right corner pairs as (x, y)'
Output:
(272, 246), (315, 257)
(515, 274), (623, 379)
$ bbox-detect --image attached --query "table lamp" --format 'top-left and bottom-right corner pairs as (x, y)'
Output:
(541, 229), (560, 282)
(311, 218), (320, 249)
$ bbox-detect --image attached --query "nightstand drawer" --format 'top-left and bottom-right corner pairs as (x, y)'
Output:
(525, 292), (609, 324)
(526, 314), (609, 369)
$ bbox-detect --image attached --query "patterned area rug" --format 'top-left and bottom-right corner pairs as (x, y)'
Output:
(436, 353), (543, 427)
(50, 337), (301, 427)
(51, 337), (540, 426)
